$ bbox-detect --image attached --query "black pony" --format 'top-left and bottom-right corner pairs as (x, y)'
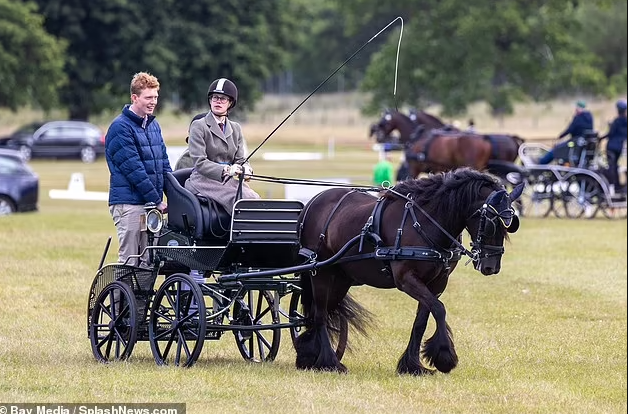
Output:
(295, 168), (523, 375)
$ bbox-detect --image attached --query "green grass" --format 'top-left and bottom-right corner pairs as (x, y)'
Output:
(0, 146), (626, 412)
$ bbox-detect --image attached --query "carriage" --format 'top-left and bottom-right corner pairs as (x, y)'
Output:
(517, 132), (627, 220)
(87, 166), (522, 374)
(87, 168), (323, 367)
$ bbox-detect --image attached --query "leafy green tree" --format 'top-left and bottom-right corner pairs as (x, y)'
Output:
(26, 0), (300, 119)
(576, 0), (627, 95)
(158, 0), (301, 113)
(283, 0), (400, 94)
(27, 0), (159, 119)
(343, 0), (612, 116)
(0, 0), (66, 111)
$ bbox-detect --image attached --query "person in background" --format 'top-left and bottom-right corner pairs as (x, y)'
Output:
(373, 151), (395, 187)
(174, 112), (206, 170)
(105, 72), (171, 267)
(466, 119), (476, 133)
(600, 99), (628, 196)
(537, 100), (594, 165)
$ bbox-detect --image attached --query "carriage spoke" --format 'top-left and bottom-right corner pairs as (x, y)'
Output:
(233, 290), (280, 363)
(149, 273), (206, 367)
(89, 281), (138, 363)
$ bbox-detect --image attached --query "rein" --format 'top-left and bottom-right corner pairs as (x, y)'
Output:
(384, 187), (474, 259)
(305, 187), (467, 270)
(250, 174), (381, 190)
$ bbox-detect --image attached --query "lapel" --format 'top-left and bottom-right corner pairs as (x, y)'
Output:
(204, 113), (231, 143)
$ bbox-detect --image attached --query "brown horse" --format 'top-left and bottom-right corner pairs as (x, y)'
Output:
(370, 109), (492, 176)
(407, 127), (493, 175)
(370, 109), (525, 171)
(294, 168), (523, 374)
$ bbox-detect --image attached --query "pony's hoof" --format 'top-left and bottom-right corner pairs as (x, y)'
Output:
(337, 362), (348, 373)
(317, 361), (347, 373)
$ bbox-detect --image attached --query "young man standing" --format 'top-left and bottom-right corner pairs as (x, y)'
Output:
(105, 72), (171, 267)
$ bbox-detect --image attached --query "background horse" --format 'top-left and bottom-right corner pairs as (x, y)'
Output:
(370, 109), (525, 173)
(370, 110), (493, 176)
(295, 168), (523, 375)
(407, 108), (525, 163)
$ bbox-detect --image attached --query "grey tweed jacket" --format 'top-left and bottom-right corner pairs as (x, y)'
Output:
(184, 113), (259, 212)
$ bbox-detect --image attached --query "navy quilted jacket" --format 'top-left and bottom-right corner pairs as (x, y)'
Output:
(558, 111), (594, 139)
(603, 116), (627, 153)
(105, 105), (172, 205)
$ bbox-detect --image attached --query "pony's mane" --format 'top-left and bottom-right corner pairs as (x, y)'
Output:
(386, 168), (503, 217)
(416, 111), (445, 127)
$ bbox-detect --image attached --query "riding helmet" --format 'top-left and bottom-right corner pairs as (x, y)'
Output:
(616, 98), (627, 111)
(207, 78), (238, 108)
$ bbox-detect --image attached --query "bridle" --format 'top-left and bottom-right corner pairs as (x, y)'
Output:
(467, 191), (518, 265)
(384, 187), (517, 269)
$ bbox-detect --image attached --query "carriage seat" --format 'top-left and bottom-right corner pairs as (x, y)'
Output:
(555, 130), (599, 168)
(164, 168), (231, 240)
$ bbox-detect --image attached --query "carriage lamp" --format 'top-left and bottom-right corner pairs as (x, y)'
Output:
(146, 208), (164, 234)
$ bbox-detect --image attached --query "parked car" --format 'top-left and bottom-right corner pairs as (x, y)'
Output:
(0, 149), (39, 215)
(0, 120), (105, 163)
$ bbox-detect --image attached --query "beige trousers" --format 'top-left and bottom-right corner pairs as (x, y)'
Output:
(109, 204), (149, 267)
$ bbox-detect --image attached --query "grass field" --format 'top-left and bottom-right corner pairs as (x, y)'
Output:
(0, 141), (626, 413)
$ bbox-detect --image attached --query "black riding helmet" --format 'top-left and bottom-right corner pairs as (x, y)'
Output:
(207, 78), (238, 109)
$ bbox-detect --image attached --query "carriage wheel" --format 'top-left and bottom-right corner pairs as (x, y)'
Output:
(232, 290), (281, 362)
(89, 281), (138, 363)
(549, 179), (572, 218)
(288, 290), (349, 361)
(562, 175), (603, 219)
(149, 273), (206, 367)
(600, 200), (628, 219)
(519, 180), (553, 218)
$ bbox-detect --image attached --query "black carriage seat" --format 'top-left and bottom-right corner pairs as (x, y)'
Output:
(164, 168), (231, 240)
(554, 130), (599, 168)
(570, 130), (599, 168)
(217, 199), (305, 269)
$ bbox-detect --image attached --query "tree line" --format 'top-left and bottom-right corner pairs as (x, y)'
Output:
(0, 0), (625, 120)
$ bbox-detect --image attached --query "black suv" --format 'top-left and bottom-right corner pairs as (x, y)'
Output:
(0, 148), (39, 215)
(0, 121), (105, 163)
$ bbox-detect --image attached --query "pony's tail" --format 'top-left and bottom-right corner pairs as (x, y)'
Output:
(330, 293), (374, 339)
(297, 271), (375, 351)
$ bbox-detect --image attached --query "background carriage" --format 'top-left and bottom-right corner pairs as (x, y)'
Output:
(369, 109), (626, 220)
(517, 132), (627, 219)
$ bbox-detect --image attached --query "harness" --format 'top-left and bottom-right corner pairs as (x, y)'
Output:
(404, 128), (456, 171)
(302, 189), (465, 273)
(299, 186), (515, 275)
(483, 135), (499, 159)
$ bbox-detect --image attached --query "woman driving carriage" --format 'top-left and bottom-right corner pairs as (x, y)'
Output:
(184, 77), (260, 212)
(537, 100), (594, 165)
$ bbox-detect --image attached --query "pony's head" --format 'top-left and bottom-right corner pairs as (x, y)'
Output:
(371, 109), (397, 141)
(370, 110), (420, 144)
(466, 181), (523, 275)
(369, 121), (390, 143)
(385, 168), (523, 275)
